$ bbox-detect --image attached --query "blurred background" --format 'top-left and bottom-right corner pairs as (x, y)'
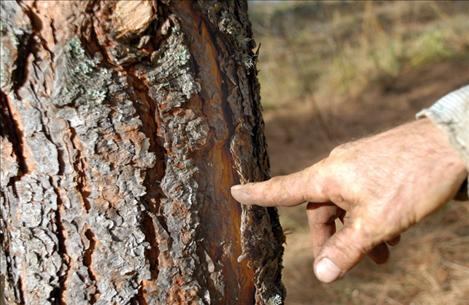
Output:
(248, 1), (469, 305)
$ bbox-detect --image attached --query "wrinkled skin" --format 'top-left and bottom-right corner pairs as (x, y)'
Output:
(231, 118), (467, 283)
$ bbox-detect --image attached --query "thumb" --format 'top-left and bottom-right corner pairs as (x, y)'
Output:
(313, 220), (376, 283)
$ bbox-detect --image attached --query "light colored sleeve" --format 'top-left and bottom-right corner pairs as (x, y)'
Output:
(417, 85), (469, 199)
(417, 85), (469, 166)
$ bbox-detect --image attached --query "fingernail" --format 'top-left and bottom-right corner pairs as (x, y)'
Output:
(314, 258), (341, 283)
(231, 184), (250, 196)
(231, 184), (242, 190)
(231, 184), (248, 203)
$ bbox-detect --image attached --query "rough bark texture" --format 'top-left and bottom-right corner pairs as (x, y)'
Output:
(0, 1), (284, 304)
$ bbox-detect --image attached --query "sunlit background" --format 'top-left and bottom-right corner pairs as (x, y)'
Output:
(249, 1), (469, 304)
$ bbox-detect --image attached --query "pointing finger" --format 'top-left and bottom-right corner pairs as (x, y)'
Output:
(231, 162), (328, 207)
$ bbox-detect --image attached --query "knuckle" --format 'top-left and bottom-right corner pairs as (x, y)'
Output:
(329, 146), (343, 158)
(354, 222), (381, 252)
(334, 228), (369, 258)
(329, 143), (352, 157)
(329, 191), (346, 206)
(320, 174), (341, 199)
(262, 178), (277, 195)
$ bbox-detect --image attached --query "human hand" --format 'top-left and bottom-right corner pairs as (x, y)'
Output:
(231, 118), (467, 283)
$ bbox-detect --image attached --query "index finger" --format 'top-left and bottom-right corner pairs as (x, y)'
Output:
(230, 162), (328, 207)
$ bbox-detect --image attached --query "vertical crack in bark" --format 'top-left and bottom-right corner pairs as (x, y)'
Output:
(50, 184), (70, 305)
(136, 285), (149, 305)
(86, 17), (115, 69)
(140, 213), (160, 276)
(69, 127), (91, 212)
(140, 6), (213, 301)
(53, 31), (156, 302)
(10, 31), (35, 95)
(12, 1), (42, 96)
(126, 69), (165, 284)
(85, 4), (167, 302)
(15, 274), (25, 305)
(49, 19), (58, 45)
(28, 3), (55, 71)
(83, 228), (98, 305)
(0, 91), (28, 179)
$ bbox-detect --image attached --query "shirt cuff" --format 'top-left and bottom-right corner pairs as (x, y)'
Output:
(416, 85), (469, 122)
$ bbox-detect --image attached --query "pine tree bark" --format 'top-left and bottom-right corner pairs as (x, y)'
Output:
(0, 1), (284, 304)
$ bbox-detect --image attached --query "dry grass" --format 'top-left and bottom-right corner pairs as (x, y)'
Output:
(250, 1), (469, 110)
(250, 1), (469, 304)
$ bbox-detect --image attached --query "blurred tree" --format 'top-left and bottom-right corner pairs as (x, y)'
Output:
(0, 1), (284, 304)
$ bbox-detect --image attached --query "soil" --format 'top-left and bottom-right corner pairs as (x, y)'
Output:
(263, 57), (469, 305)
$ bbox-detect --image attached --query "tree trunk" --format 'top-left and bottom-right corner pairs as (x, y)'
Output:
(0, 1), (284, 304)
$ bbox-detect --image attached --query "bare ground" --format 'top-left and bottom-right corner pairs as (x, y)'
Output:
(263, 57), (469, 305)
